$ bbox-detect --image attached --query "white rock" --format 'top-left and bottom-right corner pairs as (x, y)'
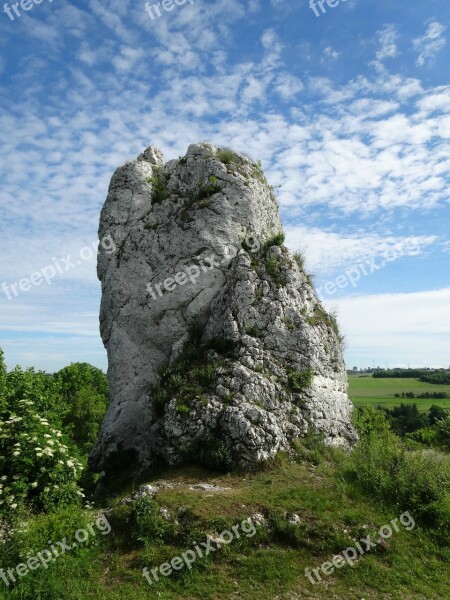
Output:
(89, 144), (357, 476)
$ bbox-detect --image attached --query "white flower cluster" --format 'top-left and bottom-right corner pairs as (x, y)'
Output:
(0, 399), (84, 514)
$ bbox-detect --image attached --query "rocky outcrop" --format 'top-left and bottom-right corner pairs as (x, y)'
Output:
(89, 143), (357, 478)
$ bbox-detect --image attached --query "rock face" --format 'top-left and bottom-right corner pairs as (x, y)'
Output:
(89, 143), (357, 477)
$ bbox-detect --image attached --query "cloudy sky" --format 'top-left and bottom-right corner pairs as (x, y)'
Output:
(0, 0), (449, 372)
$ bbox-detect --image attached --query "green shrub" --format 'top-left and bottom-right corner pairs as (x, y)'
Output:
(252, 160), (265, 183)
(346, 407), (450, 532)
(265, 233), (285, 250)
(216, 147), (237, 164)
(63, 386), (108, 454)
(287, 368), (313, 392)
(147, 174), (169, 203)
(405, 426), (438, 448)
(196, 176), (221, 200)
(130, 497), (176, 547)
(435, 414), (450, 451)
(290, 430), (336, 466)
(0, 400), (84, 519)
(352, 405), (392, 437)
(306, 273), (315, 288)
(266, 256), (278, 277)
(3, 363), (65, 427)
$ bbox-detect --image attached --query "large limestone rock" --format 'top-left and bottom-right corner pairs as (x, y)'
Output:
(89, 143), (357, 477)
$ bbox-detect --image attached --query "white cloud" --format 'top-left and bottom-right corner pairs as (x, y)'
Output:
(285, 226), (438, 275)
(413, 21), (446, 66)
(376, 24), (399, 61)
(329, 288), (450, 368)
(112, 46), (144, 72)
(248, 0), (261, 13)
(323, 46), (339, 61)
(274, 73), (304, 100)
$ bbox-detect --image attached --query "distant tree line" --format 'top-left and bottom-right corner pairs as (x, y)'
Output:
(394, 392), (448, 399)
(373, 368), (450, 384)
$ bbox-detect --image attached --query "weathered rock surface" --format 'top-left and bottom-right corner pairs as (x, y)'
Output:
(89, 143), (357, 477)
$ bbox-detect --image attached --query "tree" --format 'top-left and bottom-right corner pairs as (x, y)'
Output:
(435, 415), (450, 452)
(64, 385), (108, 454)
(384, 403), (429, 436)
(56, 363), (109, 454)
(429, 404), (448, 425)
(56, 362), (109, 404)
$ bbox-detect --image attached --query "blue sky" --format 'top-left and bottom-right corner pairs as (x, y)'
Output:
(0, 0), (449, 372)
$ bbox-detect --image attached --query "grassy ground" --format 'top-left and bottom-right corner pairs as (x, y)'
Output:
(348, 376), (450, 411)
(1, 451), (449, 600)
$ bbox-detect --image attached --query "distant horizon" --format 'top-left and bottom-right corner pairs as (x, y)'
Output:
(2, 343), (449, 375)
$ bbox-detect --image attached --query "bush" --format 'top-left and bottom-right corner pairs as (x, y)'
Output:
(346, 407), (450, 531)
(56, 363), (108, 405)
(196, 176), (221, 200)
(3, 364), (65, 427)
(147, 173), (169, 203)
(130, 497), (176, 546)
(430, 404), (449, 422)
(405, 427), (437, 448)
(0, 400), (84, 519)
(382, 403), (429, 436)
(216, 147), (237, 164)
(266, 255), (278, 277)
(287, 368), (313, 392)
(435, 414), (450, 451)
(265, 233), (285, 249)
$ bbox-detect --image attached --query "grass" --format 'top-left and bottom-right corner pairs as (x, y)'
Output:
(147, 172), (169, 204)
(349, 376), (450, 412)
(216, 147), (237, 164)
(264, 232), (285, 250)
(293, 251), (305, 270)
(2, 446), (449, 600)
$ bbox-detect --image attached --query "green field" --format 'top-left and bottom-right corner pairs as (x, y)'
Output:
(348, 376), (450, 412)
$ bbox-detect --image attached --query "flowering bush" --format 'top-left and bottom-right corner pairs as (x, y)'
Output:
(0, 399), (84, 519)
